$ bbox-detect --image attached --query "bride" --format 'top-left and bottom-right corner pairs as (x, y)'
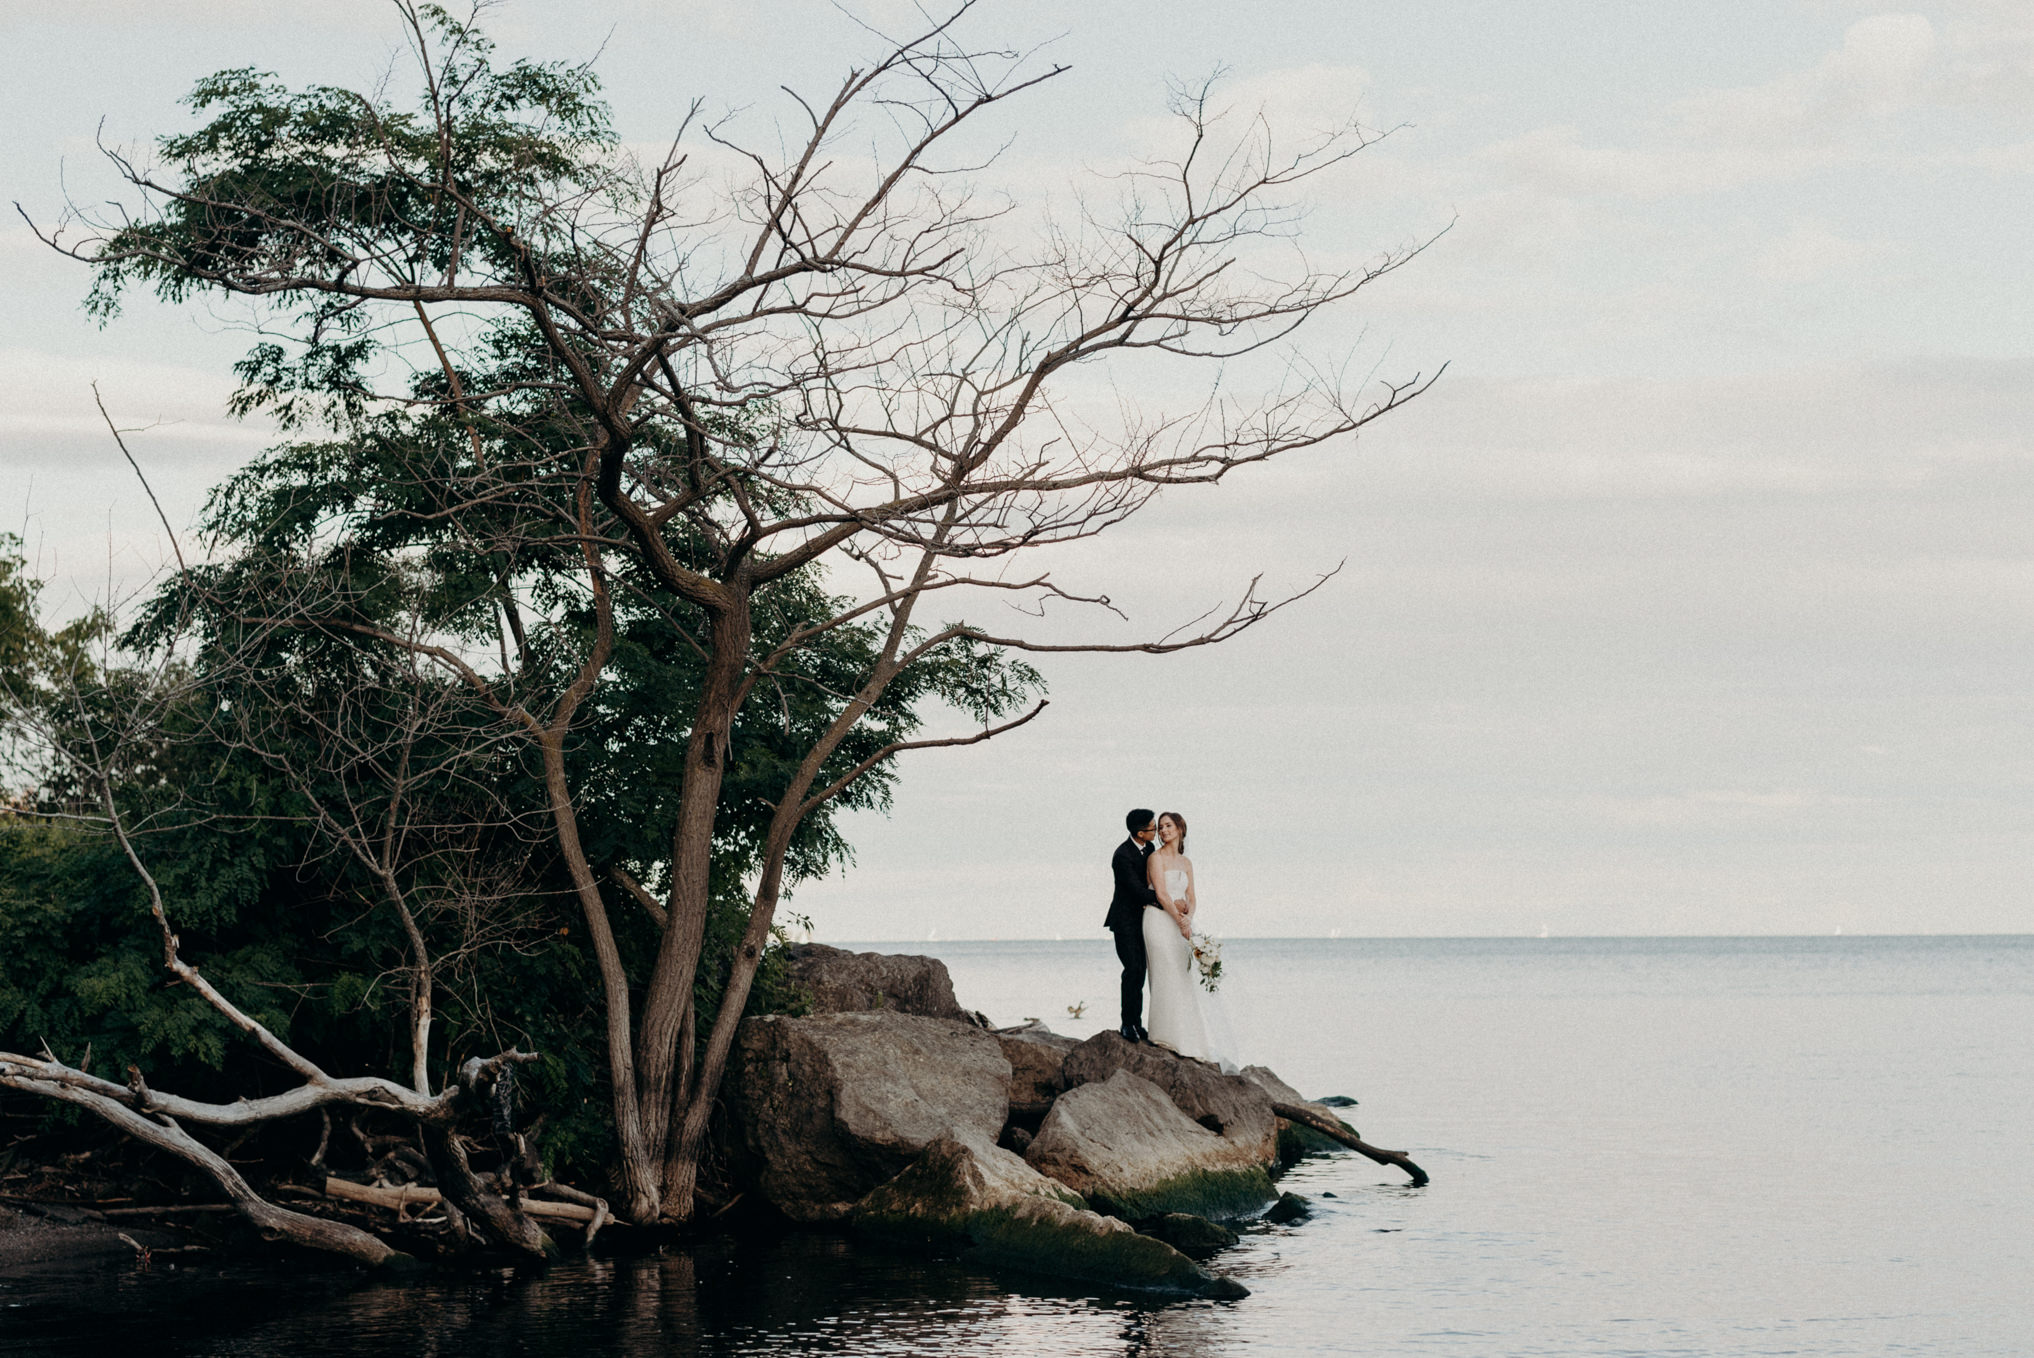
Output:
(1142, 812), (1241, 1072)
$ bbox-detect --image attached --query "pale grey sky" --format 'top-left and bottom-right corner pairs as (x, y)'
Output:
(4, 1), (2032, 937)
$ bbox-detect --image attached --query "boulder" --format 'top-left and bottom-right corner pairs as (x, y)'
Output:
(1025, 1069), (1278, 1222)
(994, 1022), (1078, 1110)
(783, 944), (974, 1022)
(1060, 1031), (1279, 1166)
(852, 1130), (1247, 1299)
(1141, 1212), (1240, 1256)
(1241, 1065), (1362, 1163)
(1264, 1192), (1310, 1224)
(728, 1011), (1011, 1221)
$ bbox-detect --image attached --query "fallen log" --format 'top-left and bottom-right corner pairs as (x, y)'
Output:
(0, 1068), (408, 1267)
(528, 1181), (611, 1248)
(321, 1176), (596, 1224)
(1269, 1103), (1430, 1187)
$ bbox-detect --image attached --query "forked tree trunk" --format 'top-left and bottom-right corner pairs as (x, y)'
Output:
(655, 735), (823, 1220)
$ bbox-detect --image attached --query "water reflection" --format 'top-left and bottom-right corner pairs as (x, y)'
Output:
(2, 1233), (1233, 1358)
(15, 940), (2023, 1356)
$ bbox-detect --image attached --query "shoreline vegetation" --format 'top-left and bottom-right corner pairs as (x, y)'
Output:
(0, 0), (1436, 1245)
(2, 944), (1416, 1297)
(1, 0), (1432, 1284)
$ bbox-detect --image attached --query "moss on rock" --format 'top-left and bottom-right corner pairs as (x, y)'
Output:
(852, 1132), (1247, 1299)
(1081, 1163), (1278, 1223)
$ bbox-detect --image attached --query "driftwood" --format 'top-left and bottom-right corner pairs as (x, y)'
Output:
(321, 1175), (596, 1224)
(115, 1232), (208, 1260)
(529, 1180), (612, 1248)
(422, 1122), (554, 1260)
(1270, 1102), (1430, 1187)
(0, 671), (565, 1265)
(0, 1069), (407, 1267)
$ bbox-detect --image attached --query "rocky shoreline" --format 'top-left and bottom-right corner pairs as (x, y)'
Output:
(727, 944), (1371, 1298)
(0, 944), (1377, 1297)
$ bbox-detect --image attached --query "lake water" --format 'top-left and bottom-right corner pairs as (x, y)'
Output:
(4, 936), (2030, 1356)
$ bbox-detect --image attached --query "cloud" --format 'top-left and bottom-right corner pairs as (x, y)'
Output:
(1479, 12), (2034, 202)
(1584, 788), (1870, 829)
(1753, 219), (1901, 284)
(0, 0), (383, 30)
(0, 347), (258, 455)
(1674, 13), (1937, 140)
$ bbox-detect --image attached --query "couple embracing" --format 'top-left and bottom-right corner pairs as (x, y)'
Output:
(1105, 808), (1241, 1072)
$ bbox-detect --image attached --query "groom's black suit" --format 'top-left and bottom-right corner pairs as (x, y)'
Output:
(1105, 836), (1159, 1033)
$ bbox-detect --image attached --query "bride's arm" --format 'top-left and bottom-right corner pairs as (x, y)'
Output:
(1180, 859), (1197, 936)
(1148, 855), (1191, 932)
(1147, 854), (1174, 909)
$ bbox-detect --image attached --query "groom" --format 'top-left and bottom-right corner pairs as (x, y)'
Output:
(1105, 808), (1160, 1043)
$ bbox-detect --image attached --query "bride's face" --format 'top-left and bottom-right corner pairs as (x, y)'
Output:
(1158, 816), (1180, 846)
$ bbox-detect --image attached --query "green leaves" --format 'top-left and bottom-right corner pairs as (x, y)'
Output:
(14, 6), (1063, 1183)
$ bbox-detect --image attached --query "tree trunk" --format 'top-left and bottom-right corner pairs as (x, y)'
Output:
(423, 1125), (558, 1260)
(538, 729), (657, 1221)
(632, 597), (752, 1216)
(652, 648), (892, 1221)
(659, 830), (788, 1219)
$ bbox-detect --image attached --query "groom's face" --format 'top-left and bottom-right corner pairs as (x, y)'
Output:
(1134, 821), (1157, 846)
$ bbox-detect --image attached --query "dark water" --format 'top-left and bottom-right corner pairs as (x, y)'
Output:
(4, 936), (2030, 1356)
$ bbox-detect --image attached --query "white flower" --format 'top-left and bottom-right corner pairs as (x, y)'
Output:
(1190, 933), (1223, 993)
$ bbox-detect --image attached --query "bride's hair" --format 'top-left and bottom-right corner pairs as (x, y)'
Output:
(1160, 812), (1187, 852)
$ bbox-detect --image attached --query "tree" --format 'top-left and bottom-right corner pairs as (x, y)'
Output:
(0, 549), (557, 1263)
(23, 1), (1438, 1225)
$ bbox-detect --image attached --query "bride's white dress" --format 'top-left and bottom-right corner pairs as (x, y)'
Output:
(1143, 865), (1242, 1073)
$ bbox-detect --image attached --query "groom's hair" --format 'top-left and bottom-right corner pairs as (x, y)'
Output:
(1125, 808), (1155, 834)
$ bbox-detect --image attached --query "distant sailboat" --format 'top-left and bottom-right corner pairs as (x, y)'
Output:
(1538, 923), (1550, 939)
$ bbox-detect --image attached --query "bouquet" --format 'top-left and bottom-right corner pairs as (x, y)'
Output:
(1191, 933), (1223, 993)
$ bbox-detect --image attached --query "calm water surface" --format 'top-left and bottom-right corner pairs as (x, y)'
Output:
(4, 936), (2029, 1356)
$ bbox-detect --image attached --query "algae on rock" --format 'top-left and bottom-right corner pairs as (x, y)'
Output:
(852, 1131), (1248, 1299)
(1024, 1070), (1277, 1222)
(1241, 1065), (1362, 1163)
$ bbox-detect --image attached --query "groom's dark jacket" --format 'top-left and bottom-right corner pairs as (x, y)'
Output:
(1105, 837), (1159, 932)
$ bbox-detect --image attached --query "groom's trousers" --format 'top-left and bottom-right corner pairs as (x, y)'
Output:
(1111, 921), (1147, 1031)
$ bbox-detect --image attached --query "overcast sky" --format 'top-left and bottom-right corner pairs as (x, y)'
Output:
(4, 1), (2032, 938)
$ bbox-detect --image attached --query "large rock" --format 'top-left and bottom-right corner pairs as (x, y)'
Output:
(728, 1011), (1011, 1221)
(1241, 1065), (1362, 1163)
(1142, 1212), (1240, 1256)
(994, 1022), (1078, 1110)
(852, 1130), (1247, 1299)
(1025, 1069), (1278, 1222)
(1060, 1031), (1279, 1166)
(783, 944), (972, 1022)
